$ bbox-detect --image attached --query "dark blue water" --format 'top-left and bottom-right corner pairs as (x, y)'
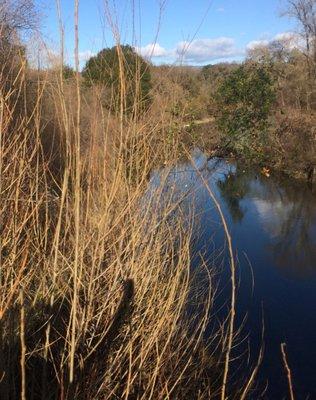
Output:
(150, 149), (316, 399)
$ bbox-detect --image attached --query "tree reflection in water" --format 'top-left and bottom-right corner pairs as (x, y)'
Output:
(216, 164), (316, 278)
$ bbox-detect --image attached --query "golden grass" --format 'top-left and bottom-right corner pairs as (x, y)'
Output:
(0, 6), (266, 397)
(0, 36), (221, 400)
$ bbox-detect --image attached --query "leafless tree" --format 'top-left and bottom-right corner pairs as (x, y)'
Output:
(0, 0), (38, 42)
(284, 0), (316, 109)
(0, 1), (38, 115)
(286, 0), (316, 66)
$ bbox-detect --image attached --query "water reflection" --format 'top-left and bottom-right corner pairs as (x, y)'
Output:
(215, 164), (316, 278)
(149, 151), (316, 279)
(149, 150), (316, 398)
(216, 167), (250, 223)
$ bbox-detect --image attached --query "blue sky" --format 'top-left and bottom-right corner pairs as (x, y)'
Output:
(36, 0), (296, 67)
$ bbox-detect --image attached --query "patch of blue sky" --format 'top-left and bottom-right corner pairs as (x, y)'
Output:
(34, 0), (295, 68)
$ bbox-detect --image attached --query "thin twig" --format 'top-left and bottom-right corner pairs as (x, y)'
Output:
(20, 290), (26, 400)
(281, 342), (295, 400)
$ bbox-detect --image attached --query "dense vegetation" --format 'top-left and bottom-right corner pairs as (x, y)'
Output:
(215, 63), (276, 158)
(0, 3), (227, 400)
(82, 45), (152, 113)
(0, 0), (315, 399)
(149, 30), (316, 179)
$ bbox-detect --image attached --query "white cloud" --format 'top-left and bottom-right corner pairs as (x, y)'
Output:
(78, 50), (96, 62)
(246, 40), (269, 51)
(274, 32), (294, 41)
(273, 32), (302, 50)
(131, 31), (303, 66)
(253, 198), (293, 238)
(247, 32), (303, 52)
(216, 7), (225, 12)
(135, 43), (169, 59)
(176, 37), (243, 63)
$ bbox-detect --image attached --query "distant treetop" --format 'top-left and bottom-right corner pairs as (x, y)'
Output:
(82, 45), (152, 113)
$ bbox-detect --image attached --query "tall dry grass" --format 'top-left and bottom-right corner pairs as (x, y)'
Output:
(0, 28), (220, 400)
(0, 4), (264, 398)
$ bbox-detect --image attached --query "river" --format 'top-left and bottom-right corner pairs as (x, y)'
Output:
(149, 149), (316, 399)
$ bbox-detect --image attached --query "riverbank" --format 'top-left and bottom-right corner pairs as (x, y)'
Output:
(183, 112), (316, 186)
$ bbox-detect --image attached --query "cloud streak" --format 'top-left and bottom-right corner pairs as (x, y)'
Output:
(78, 50), (96, 62)
(246, 32), (303, 52)
(102, 31), (306, 66)
(176, 37), (243, 63)
(135, 37), (243, 64)
(135, 43), (169, 58)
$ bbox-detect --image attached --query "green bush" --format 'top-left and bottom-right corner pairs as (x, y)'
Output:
(82, 45), (152, 113)
(215, 63), (275, 157)
(62, 64), (75, 80)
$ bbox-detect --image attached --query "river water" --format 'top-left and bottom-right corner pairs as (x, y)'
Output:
(149, 149), (316, 399)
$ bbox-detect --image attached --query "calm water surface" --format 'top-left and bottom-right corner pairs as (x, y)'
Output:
(150, 149), (316, 399)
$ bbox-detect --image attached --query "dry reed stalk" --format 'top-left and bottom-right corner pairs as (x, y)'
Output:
(187, 150), (236, 400)
(239, 312), (265, 400)
(281, 342), (295, 400)
(0, 244), (28, 321)
(19, 290), (26, 400)
(69, 0), (81, 384)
